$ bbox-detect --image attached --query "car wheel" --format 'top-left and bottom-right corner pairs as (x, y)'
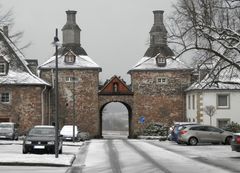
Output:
(188, 137), (198, 146)
(224, 136), (232, 145)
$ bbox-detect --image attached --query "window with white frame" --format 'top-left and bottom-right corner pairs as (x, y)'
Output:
(65, 53), (75, 63)
(192, 95), (195, 110)
(156, 77), (168, 84)
(0, 63), (6, 75)
(217, 94), (230, 109)
(188, 95), (191, 109)
(157, 57), (166, 64)
(1, 93), (10, 103)
(65, 76), (79, 83)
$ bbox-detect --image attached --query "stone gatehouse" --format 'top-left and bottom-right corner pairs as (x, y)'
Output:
(0, 10), (195, 137)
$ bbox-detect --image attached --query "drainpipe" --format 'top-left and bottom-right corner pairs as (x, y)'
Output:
(41, 86), (47, 125)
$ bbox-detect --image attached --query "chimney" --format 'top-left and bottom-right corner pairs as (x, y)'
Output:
(153, 10), (164, 26)
(150, 10), (167, 46)
(3, 26), (8, 37)
(26, 59), (38, 75)
(66, 10), (77, 24)
(62, 10), (81, 46)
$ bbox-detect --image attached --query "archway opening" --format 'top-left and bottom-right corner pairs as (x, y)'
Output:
(101, 102), (129, 139)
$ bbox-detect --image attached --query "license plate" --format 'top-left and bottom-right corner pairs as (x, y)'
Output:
(66, 138), (71, 140)
(0, 136), (6, 138)
(34, 145), (45, 149)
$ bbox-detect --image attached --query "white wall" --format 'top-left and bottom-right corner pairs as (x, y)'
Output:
(186, 92), (198, 123)
(202, 91), (240, 127)
(186, 90), (240, 127)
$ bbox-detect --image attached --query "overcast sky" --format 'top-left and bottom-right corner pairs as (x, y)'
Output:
(1, 0), (176, 83)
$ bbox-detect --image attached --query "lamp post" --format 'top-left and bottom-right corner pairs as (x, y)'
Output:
(53, 28), (59, 158)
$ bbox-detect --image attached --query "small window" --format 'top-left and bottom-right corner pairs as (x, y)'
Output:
(156, 55), (166, 67)
(217, 94), (229, 109)
(65, 53), (76, 63)
(113, 83), (118, 93)
(65, 77), (78, 83)
(0, 63), (6, 75)
(157, 57), (165, 64)
(1, 93), (10, 103)
(192, 95), (195, 110)
(217, 119), (230, 129)
(188, 95), (191, 109)
(156, 77), (168, 84)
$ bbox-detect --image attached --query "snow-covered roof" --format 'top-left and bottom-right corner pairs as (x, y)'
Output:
(39, 51), (101, 70)
(0, 30), (50, 86)
(0, 70), (50, 85)
(186, 65), (240, 91)
(129, 54), (192, 72)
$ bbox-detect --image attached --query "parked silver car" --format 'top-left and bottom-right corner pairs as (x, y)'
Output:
(177, 125), (233, 145)
(0, 122), (18, 140)
(231, 133), (240, 152)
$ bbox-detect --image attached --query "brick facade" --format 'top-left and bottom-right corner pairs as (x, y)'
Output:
(40, 69), (100, 137)
(130, 70), (192, 134)
(0, 85), (50, 134)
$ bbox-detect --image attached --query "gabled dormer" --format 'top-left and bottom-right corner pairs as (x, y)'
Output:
(156, 54), (166, 67)
(64, 50), (76, 64)
(99, 75), (133, 95)
(0, 56), (9, 76)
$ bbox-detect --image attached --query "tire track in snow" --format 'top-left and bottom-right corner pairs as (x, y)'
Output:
(107, 140), (122, 173)
(123, 140), (172, 173)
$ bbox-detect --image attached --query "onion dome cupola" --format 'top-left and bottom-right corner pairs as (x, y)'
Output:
(144, 10), (174, 58)
(60, 10), (87, 56)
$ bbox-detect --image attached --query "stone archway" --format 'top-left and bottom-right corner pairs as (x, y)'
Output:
(99, 95), (133, 138)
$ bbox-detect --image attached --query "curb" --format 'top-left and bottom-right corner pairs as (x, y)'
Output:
(0, 154), (76, 167)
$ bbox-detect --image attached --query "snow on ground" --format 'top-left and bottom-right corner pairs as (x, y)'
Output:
(0, 140), (84, 166)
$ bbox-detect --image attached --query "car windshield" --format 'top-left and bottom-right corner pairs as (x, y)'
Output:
(29, 128), (55, 136)
(0, 124), (12, 129)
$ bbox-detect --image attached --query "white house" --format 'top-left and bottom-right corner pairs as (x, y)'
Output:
(185, 66), (240, 128)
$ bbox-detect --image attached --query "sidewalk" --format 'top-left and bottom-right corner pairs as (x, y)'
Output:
(0, 140), (84, 166)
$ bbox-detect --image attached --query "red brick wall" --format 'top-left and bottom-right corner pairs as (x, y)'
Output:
(0, 85), (49, 134)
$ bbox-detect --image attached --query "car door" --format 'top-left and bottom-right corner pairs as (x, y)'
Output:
(205, 126), (222, 143)
(190, 126), (209, 143)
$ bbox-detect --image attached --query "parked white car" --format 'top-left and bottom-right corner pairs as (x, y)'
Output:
(60, 125), (80, 141)
(60, 125), (90, 141)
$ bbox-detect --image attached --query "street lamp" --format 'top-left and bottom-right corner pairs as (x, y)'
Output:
(53, 28), (59, 158)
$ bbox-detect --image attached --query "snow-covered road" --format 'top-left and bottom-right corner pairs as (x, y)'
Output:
(0, 139), (239, 173)
(69, 139), (240, 173)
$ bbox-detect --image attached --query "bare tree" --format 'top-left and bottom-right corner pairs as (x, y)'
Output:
(0, 4), (31, 50)
(168, 0), (240, 85)
(203, 105), (216, 125)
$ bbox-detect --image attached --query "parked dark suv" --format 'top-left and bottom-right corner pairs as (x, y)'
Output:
(22, 125), (63, 154)
(0, 122), (18, 140)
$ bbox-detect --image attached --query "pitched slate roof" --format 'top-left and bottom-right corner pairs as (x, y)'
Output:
(0, 30), (50, 86)
(129, 53), (192, 72)
(39, 50), (101, 71)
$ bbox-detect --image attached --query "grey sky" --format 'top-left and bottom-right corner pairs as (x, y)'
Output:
(1, 0), (176, 83)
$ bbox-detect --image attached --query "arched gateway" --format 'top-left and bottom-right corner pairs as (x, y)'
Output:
(98, 76), (134, 138)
